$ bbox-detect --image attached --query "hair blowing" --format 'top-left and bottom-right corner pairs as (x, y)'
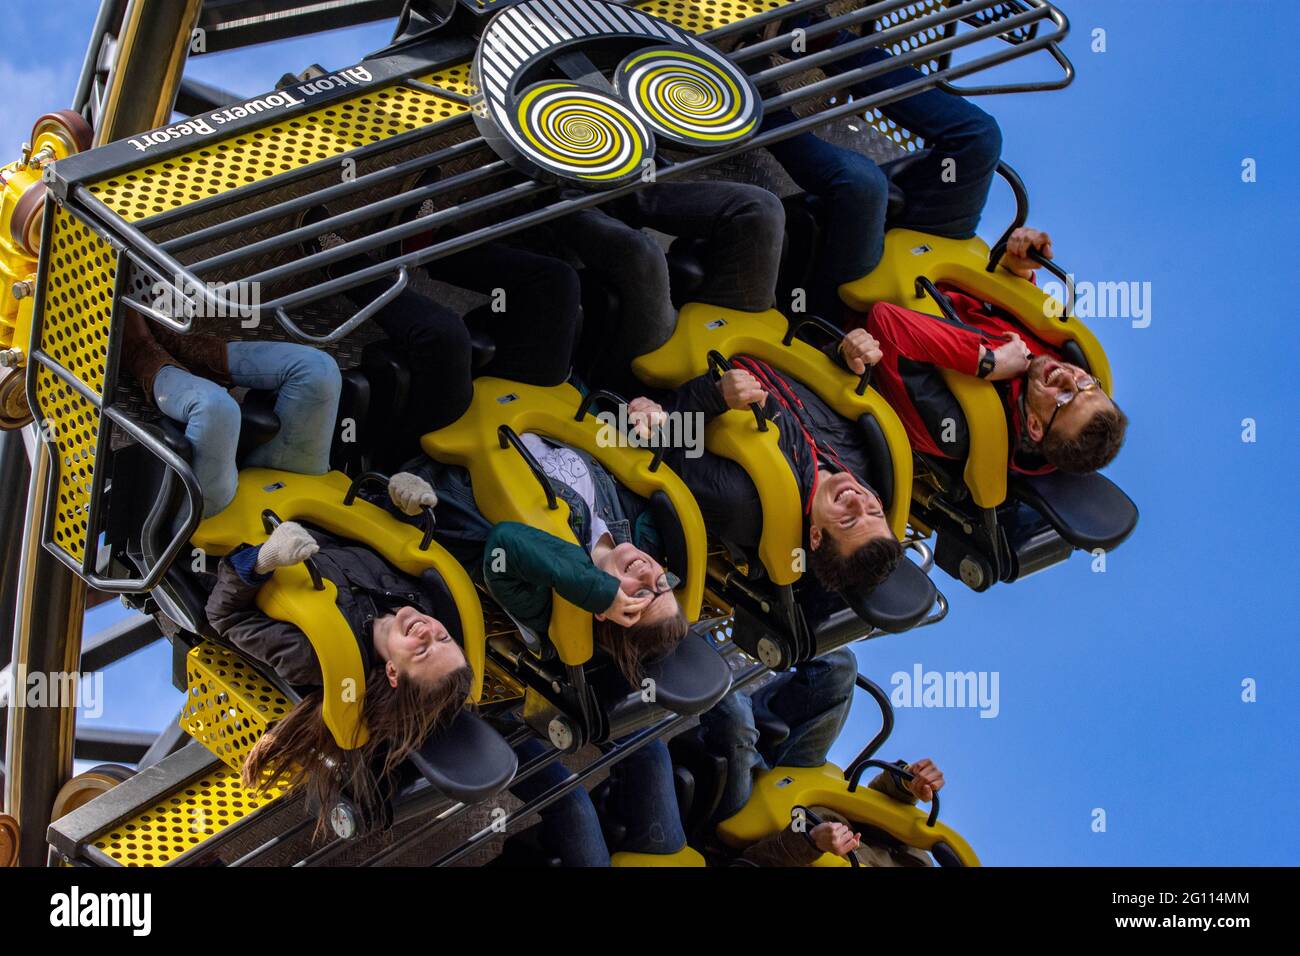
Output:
(593, 605), (690, 688)
(242, 662), (474, 836)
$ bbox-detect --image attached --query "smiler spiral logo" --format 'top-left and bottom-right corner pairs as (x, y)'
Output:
(471, 0), (762, 189)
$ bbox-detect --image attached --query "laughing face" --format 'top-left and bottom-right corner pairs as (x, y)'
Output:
(373, 606), (466, 689)
(593, 542), (680, 627)
(1024, 356), (1113, 444)
(808, 471), (892, 556)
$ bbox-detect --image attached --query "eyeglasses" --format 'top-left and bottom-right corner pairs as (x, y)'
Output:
(1041, 374), (1100, 442)
(633, 571), (681, 601)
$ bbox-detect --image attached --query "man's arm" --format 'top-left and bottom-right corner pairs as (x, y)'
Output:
(868, 302), (1030, 382)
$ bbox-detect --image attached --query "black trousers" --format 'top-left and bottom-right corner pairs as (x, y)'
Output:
(338, 240), (581, 447)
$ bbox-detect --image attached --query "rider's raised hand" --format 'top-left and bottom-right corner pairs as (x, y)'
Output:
(597, 588), (653, 627)
(390, 472), (438, 516)
(255, 521), (319, 574)
(839, 328), (883, 373)
(987, 332), (1032, 381)
(718, 368), (768, 411)
(628, 396), (667, 441)
(811, 821), (862, 857)
(1001, 226), (1053, 279)
(906, 758), (946, 802)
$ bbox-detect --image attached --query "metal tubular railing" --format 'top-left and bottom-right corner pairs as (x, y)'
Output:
(61, 0), (1069, 345)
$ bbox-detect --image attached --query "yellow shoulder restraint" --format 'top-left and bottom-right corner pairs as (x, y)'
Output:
(421, 378), (707, 666)
(717, 763), (980, 867)
(839, 230), (1114, 509)
(633, 304), (912, 586)
(191, 468), (487, 749)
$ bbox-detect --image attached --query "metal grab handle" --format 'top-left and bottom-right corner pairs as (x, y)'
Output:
(938, 34), (1074, 97)
(497, 425), (558, 510)
(791, 805), (860, 867)
(845, 758), (941, 828)
(986, 160), (1030, 272)
(707, 350), (767, 432)
(575, 388), (669, 472)
(274, 266), (409, 345)
(1025, 248), (1074, 320)
(81, 405), (203, 593)
(782, 314), (874, 396)
(261, 509), (325, 590)
(343, 470), (436, 551)
(914, 275), (975, 330)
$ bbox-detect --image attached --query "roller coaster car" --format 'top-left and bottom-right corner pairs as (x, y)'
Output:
(123, 403), (518, 817)
(632, 303), (943, 671)
(670, 674), (978, 867)
(421, 376), (733, 752)
(781, 155), (1137, 591)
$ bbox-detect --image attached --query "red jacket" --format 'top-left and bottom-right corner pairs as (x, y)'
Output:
(858, 288), (1062, 475)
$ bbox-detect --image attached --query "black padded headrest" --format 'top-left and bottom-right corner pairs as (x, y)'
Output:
(406, 709), (519, 804)
(462, 305), (499, 370)
(666, 236), (709, 308)
(880, 149), (931, 226)
(153, 417), (195, 461)
(855, 412), (895, 512)
(648, 490), (689, 584)
(235, 389), (282, 463)
(639, 626), (733, 716)
(1059, 339), (1091, 374)
(1010, 470), (1138, 553)
(842, 556), (937, 634)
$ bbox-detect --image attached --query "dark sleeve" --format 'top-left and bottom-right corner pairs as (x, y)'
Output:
(659, 372), (729, 423)
(205, 552), (322, 687)
(868, 760), (919, 805)
(868, 302), (986, 377)
(483, 522), (620, 625)
(739, 824), (823, 867)
(656, 373), (763, 550)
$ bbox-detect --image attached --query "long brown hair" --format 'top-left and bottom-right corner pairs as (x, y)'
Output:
(243, 662), (475, 835)
(593, 604), (690, 689)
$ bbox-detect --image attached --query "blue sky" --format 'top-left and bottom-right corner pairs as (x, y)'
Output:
(10, 0), (1296, 865)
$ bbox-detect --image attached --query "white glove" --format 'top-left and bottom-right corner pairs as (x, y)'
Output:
(389, 472), (438, 516)
(255, 521), (319, 574)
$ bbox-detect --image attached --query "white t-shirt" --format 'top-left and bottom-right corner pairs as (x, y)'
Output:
(520, 433), (611, 553)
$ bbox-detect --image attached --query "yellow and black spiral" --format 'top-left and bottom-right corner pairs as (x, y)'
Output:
(617, 48), (759, 149)
(512, 81), (652, 186)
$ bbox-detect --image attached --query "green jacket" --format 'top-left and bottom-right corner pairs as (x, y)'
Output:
(483, 521), (621, 639)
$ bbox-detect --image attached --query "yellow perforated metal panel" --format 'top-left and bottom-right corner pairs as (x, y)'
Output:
(32, 205), (116, 566)
(862, 0), (947, 151)
(181, 642), (293, 771)
(635, 0), (784, 33)
(92, 766), (285, 866)
(88, 64), (476, 223)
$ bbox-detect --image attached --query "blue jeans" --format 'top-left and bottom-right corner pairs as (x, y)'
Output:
(765, 42), (1003, 317)
(701, 647), (858, 821)
(152, 342), (342, 517)
(510, 737), (686, 866)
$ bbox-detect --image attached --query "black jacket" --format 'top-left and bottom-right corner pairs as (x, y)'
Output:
(660, 365), (875, 553)
(204, 527), (460, 688)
